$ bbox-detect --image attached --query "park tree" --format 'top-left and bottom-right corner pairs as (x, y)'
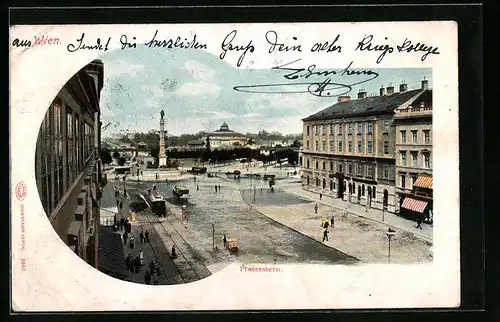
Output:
(117, 156), (126, 166)
(100, 149), (112, 164)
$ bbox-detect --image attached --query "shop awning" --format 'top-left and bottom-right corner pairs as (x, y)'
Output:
(401, 197), (428, 213)
(414, 175), (433, 189)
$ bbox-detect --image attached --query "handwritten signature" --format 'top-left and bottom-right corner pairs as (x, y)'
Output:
(233, 59), (379, 97)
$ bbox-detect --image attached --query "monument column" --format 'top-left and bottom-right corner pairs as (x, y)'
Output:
(159, 109), (168, 166)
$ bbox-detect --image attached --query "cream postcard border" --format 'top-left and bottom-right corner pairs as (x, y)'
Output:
(10, 21), (459, 311)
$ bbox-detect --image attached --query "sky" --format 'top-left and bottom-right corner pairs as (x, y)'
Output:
(99, 46), (431, 138)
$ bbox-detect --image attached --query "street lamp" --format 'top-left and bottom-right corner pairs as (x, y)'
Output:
(211, 218), (215, 250)
(385, 228), (395, 263)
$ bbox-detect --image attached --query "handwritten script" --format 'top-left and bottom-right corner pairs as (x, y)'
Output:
(233, 59), (379, 97)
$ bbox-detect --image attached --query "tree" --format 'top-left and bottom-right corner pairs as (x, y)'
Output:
(117, 157), (126, 166)
(247, 138), (256, 145)
(233, 142), (241, 147)
(112, 150), (120, 159)
(100, 149), (112, 165)
(291, 139), (301, 148)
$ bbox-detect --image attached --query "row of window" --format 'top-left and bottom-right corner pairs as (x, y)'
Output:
(303, 158), (393, 179)
(399, 150), (432, 169)
(400, 129), (431, 145)
(399, 173), (419, 189)
(306, 139), (391, 155)
(305, 177), (384, 201)
(36, 98), (96, 216)
(306, 120), (391, 137)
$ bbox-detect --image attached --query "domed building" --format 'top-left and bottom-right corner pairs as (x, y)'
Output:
(204, 122), (248, 149)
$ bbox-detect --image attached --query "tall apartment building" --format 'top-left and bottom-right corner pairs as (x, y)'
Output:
(301, 80), (431, 213)
(394, 79), (433, 220)
(35, 60), (105, 267)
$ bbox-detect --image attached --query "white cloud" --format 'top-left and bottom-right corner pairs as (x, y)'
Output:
(173, 82), (221, 96)
(103, 59), (145, 78)
(141, 85), (164, 98)
(241, 113), (261, 118)
(210, 111), (237, 120)
(183, 60), (216, 81)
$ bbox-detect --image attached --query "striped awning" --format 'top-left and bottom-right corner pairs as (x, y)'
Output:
(414, 175), (433, 189)
(401, 197), (428, 213)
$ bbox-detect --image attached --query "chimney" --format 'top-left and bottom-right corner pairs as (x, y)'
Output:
(357, 89), (367, 99)
(421, 77), (429, 90)
(386, 83), (394, 95)
(337, 95), (351, 103)
(380, 86), (386, 96)
(399, 81), (408, 92)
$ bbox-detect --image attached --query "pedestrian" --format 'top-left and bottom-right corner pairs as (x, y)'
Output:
(139, 249), (144, 265)
(331, 217), (335, 228)
(197, 185), (199, 191)
(140, 230), (144, 244)
(149, 260), (155, 273)
(144, 271), (151, 285)
(170, 245), (177, 259)
(416, 215), (423, 229)
(120, 217), (125, 231)
(218, 184), (221, 191)
(125, 254), (132, 271)
(322, 229), (329, 242)
(119, 201), (123, 213)
(123, 231), (128, 244)
(134, 255), (140, 273)
(215, 184), (218, 193)
(324, 221), (329, 229)
(145, 230), (150, 242)
(314, 203), (318, 214)
(129, 235), (135, 249)
(320, 193), (323, 200)
(223, 234), (227, 247)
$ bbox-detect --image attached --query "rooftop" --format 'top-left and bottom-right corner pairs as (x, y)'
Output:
(303, 89), (430, 121)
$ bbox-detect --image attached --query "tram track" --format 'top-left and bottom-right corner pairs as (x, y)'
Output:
(141, 208), (208, 283)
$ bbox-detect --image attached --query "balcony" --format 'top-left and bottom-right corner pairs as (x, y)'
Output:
(394, 106), (432, 118)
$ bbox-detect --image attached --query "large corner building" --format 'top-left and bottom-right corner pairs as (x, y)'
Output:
(35, 60), (106, 268)
(300, 80), (432, 215)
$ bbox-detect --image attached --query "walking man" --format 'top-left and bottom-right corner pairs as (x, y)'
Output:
(322, 229), (329, 242)
(145, 230), (150, 243)
(139, 249), (144, 265)
(320, 193), (323, 200)
(215, 184), (218, 193)
(331, 217), (335, 228)
(218, 184), (221, 192)
(140, 230), (144, 245)
(314, 203), (318, 214)
(223, 234), (227, 248)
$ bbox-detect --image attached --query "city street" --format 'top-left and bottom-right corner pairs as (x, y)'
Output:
(99, 162), (432, 284)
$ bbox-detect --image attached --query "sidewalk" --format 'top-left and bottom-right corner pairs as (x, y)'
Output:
(283, 185), (433, 244)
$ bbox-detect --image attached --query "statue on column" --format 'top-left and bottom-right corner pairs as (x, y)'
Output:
(160, 109), (165, 120)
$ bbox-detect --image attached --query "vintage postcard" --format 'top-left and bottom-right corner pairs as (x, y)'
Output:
(10, 21), (459, 311)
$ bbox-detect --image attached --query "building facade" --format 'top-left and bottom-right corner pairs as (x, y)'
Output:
(394, 79), (433, 220)
(204, 122), (248, 148)
(35, 60), (105, 267)
(301, 81), (431, 213)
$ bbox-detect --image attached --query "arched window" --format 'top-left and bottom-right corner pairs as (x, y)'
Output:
(349, 183), (352, 193)
(383, 189), (389, 207)
(372, 186), (376, 198)
(353, 182), (356, 192)
(330, 180), (333, 191)
(362, 184), (365, 196)
(358, 185), (361, 198)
